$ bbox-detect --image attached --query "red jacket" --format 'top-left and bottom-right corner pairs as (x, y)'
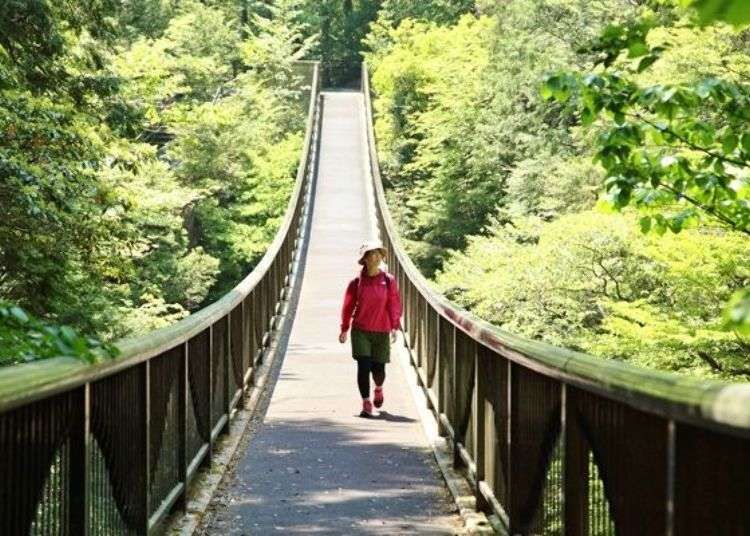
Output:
(340, 268), (402, 333)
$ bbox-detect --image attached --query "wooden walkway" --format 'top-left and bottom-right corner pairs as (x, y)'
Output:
(199, 91), (462, 534)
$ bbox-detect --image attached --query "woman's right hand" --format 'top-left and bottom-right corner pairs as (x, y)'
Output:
(338, 331), (347, 344)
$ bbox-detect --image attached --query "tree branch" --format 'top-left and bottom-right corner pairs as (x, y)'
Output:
(696, 350), (724, 371)
(656, 182), (750, 236)
(632, 112), (749, 168)
(695, 350), (750, 378)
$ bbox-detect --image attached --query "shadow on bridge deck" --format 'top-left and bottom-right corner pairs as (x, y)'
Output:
(201, 419), (458, 534)
(197, 91), (462, 535)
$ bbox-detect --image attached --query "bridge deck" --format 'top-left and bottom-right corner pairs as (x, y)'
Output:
(199, 91), (461, 534)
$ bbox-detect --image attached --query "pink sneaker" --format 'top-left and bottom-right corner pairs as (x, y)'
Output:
(373, 387), (384, 408)
(360, 399), (373, 418)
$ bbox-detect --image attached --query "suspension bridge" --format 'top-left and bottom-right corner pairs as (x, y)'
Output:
(1, 62), (748, 536)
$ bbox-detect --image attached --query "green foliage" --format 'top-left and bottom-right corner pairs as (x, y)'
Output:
(366, 1), (625, 273)
(368, 0), (750, 379)
(189, 130), (303, 302)
(683, 0), (750, 27)
(727, 288), (750, 335)
(377, 0), (475, 26)
(0, 0), (119, 92)
(436, 212), (750, 380)
(365, 16), (497, 271)
(291, 0), (475, 86)
(0, 302), (118, 367)
(0, 0), (310, 364)
(542, 52), (750, 237)
(0, 91), (127, 331)
(115, 0), (177, 40)
(298, 0), (380, 85)
(243, 0), (318, 86)
(541, 1), (750, 336)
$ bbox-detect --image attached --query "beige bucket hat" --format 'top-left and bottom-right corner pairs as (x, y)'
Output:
(357, 239), (387, 265)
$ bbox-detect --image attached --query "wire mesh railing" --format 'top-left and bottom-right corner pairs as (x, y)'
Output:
(362, 62), (750, 536)
(0, 62), (321, 536)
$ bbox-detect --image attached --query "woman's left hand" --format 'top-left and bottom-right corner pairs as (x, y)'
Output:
(390, 330), (397, 343)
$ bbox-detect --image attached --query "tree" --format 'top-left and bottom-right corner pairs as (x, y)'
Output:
(366, 0), (750, 378)
(542, 0), (750, 333)
(377, 0), (475, 26)
(298, 0), (380, 85)
(0, 0), (311, 364)
(0, 302), (118, 367)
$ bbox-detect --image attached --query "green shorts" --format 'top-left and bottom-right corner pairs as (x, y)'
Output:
(351, 328), (390, 363)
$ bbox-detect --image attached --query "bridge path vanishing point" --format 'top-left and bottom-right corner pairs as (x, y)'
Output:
(198, 91), (463, 535)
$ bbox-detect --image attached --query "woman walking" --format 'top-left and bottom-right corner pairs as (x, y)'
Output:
(339, 240), (402, 417)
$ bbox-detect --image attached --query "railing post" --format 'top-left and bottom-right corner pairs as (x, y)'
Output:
(257, 282), (265, 360)
(666, 419), (675, 536)
(474, 345), (488, 511)
(432, 308), (441, 416)
(277, 258), (284, 314)
(240, 299), (250, 385)
(69, 384), (89, 535)
(417, 294), (425, 369)
(206, 324), (214, 463)
(406, 282), (413, 341)
(260, 276), (269, 354)
(224, 314), (231, 429)
(450, 325), (459, 467)
(564, 384), (589, 536)
(506, 361), (516, 532)
(409, 283), (417, 350)
(245, 294), (256, 385)
(437, 317), (455, 438)
(143, 360), (151, 533)
(177, 341), (188, 512)
(269, 262), (277, 327)
(414, 293), (421, 368)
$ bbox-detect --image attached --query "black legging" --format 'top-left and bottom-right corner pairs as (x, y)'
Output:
(356, 358), (385, 399)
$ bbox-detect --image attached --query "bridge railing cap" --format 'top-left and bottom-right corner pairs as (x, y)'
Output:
(0, 61), (321, 413)
(361, 61), (750, 436)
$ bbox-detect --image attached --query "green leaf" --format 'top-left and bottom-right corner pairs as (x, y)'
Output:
(685, 0), (750, 28)
(581, 107), (596, 125)
(722, 133), (738, 154)
(627, 40), (649, 58)
(660, 87), (678, 103)
(726, 288), (750, 335)
(637, 54), (659, 73)
(10, 307), (29, 324)
(540, 82), (553, 101)
(59, 326), (77, 343)
(741, 132), (750, 153)
(639, 215), (652, 233)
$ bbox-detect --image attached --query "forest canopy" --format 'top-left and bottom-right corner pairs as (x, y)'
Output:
(0, 0), (313, 365)
(2, 0), (749, 382)
(364, 0), (750, 380)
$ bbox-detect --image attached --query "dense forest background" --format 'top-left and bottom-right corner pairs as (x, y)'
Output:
(2, 0), (749, 381)
(364, 0), (750, 380)
(0, 0), (318, 364)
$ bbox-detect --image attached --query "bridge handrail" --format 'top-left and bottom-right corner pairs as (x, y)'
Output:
(0, 61), (321, 535)
(363, 61), (750, 534)
(0, 63), (320, 412)
(361, 63), (750, 433)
